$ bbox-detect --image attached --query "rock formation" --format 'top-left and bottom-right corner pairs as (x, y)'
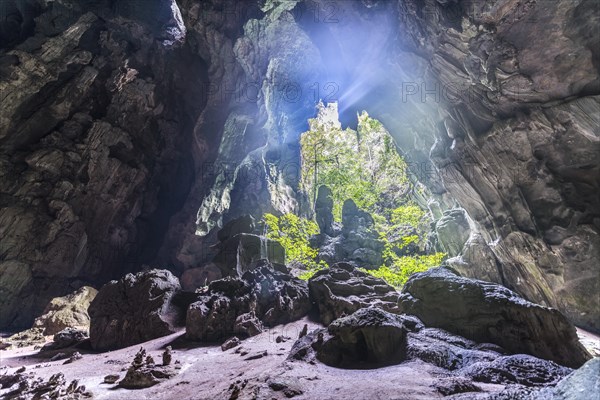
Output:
(314, 185), (335, 236)
(186, 263), (311, 341)
(398, 267), (591, 368)
(434, 208), (472, 257)
(392, 0), (600, 332)
(529, 358), (600, 400)
(0, 0), (597, 339)
(212, 233), (286, 277)
(89, 269), (185, 351)
(32, 286), (97, 335)
(308, 262), (400, 325)
(312, 199), (385, 268)
(43, 327), (89, 351)
(290, 308), (573, 393)
(314, 308), (420, 368)
(117, 347), (179, 390)
(2, 286), (96, 349)
(0, 0), (199, 330)
(0, 370), (91, 400)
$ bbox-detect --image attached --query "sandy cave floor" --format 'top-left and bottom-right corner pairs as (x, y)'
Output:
(1, 318), (599, 400)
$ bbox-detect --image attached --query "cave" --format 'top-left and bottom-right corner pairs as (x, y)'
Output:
(0, 0), (599, 399)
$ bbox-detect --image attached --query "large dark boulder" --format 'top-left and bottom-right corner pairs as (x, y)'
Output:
(316, 308), (421, 368)
(89, 269), (184, 351)
(398, 268), (591, 368)
(288, 307), (571, 390)
(186, 264), (310, 341)
(308, 262), (400, 325)
(462, 355), (572, 387)
(212, 234), (285, 277)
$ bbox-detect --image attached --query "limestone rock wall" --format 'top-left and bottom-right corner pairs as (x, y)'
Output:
(396, 0), (600, 331)
(1, 0), (598, 333)
(0, 0), (200, 329)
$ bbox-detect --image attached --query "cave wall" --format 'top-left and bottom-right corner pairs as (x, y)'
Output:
(1, 0), (598, 332)
(0, 0), (205, 329)
(392, 0), (600, 331)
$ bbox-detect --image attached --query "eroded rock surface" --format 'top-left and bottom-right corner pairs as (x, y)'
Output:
(398, 268), (591, 368)
(0, 0), (199, 330)
(186, 264), (310, 341)
(89, 269), (184, 351)
(290, 308), (572, 393)
(32, 286), (97, 335)
(316, 308), (421, 368)
(314, 200), (385, 268)
(0, 371), (91, 400)
(308, 262), (400, 325)
(43, 328), (89, 351)
(529, 358), (600, 400)
(0, 0), (598, 347)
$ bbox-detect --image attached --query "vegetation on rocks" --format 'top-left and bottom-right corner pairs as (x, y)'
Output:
(298, 103), (445, 286)
(263, 213), (327, 280)
(300, 102), (410, 222)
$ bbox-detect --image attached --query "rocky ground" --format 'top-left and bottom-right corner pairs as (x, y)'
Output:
(0, 222), (598, 400)
(4, 317), (598, 400)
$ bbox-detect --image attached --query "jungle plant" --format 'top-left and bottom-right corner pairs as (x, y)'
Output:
(263, 213), (327, 280)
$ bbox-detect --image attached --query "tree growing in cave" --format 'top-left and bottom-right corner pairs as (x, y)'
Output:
(268, 102), (447, 286)
(300, 102), (411, 221)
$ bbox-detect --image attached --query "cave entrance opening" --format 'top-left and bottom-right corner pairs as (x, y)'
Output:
(263, 101), (446, 285)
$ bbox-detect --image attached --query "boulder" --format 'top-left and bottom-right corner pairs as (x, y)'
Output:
(186, 264), (310, 341)
(308, 262), (400, 325)
(405, 327), (499, 371)
(529, 358), (600, 400)
(118, 347), (178, 389)
(433, 377), (481, 397)
(398, 267), (591, 368)
(221, 336), (241, 351)
(212, 233), (285, 277)
(407, 327), (571, 388)
(44, 327), (88, 350)
(89, 269), (184, 351)
(462, 355), (572, 387)
(32, 286), (98, 335)
(317, 308), (421, 368)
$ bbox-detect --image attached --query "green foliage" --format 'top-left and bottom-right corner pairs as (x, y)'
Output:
(298, 102), (443, 285)
(297, 268), (323, 281)
(300, 104), (409, 221)
(263, 213), (327, 280)
(390, 205), (425, 228)
(360, 252), (446, 289)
